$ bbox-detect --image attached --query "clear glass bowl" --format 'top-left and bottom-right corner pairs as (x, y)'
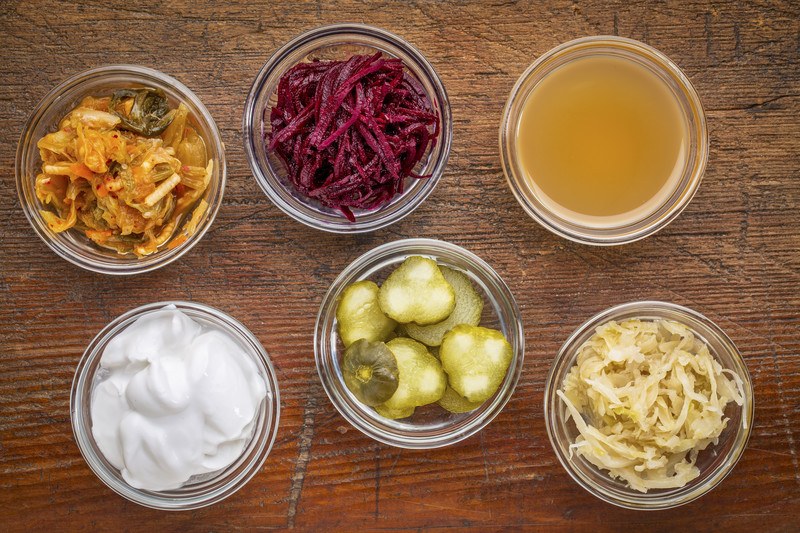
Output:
(243, 24), (452, 233)
(71, 301), (280, 510)
(16, 65), (226, 274)
(544, 301), (754, 509)
(500, 37), (708, 245)
(315, 238), (524, 448)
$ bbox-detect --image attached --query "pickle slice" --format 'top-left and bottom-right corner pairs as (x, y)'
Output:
(342, 339), (399, 406)
(438, 386), (484, 414)
(336, 280), (397, 348)
(378, 256), (455, 325)
(405, 267), (484, 346)
(375, 404), (415, 420)
(440, 325), (513, 403)
(380, 337), (447, 411)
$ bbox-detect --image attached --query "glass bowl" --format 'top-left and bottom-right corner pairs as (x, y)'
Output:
(16, 65), (226, 275)
(544, 301), (754, 509)
(243, 24), (452, 233)
(315, 238), (524, 448)
(71, 301), (280, 510)
(500, 36), (708, 245)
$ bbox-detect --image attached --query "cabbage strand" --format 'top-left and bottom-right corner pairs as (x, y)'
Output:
(559, 319), (745, 493)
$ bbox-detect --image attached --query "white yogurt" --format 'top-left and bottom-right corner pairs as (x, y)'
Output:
(91, 305), (267, 491)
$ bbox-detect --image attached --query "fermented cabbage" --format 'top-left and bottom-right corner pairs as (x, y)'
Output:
(34, 90), (211, 256)
(558, 319), (745, 493)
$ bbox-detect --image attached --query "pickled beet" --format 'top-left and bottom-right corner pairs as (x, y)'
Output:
(266, 53), (440, 221)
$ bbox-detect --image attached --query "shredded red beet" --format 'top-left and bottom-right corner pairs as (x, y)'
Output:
(266, 52), (440, 221)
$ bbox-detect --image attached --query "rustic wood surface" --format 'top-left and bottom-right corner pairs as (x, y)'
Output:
(1, 0), (798, 531)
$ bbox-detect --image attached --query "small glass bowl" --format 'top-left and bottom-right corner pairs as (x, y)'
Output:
(71, 301), (280, 510)
(544, 301), (754, 509)
(315, 238), (524, 448)
(243, 24), (452, 233)
(500, 37), (708, 245)
(16, 65), (226, 274)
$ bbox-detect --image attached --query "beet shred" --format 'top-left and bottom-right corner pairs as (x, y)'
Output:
(266, 53), (440, 222)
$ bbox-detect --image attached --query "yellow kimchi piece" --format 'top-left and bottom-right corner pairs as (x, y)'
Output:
(34, 90), (212, 257)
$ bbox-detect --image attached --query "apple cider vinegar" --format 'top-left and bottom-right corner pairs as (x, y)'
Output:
(515, 55), (687, 226)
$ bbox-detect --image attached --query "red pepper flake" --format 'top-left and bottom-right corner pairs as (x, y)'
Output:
(266, 52), (440, 221)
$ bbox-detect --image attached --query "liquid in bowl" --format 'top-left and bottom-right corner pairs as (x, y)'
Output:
(501, 37), (708, 245)
(516, 54), (688, 227)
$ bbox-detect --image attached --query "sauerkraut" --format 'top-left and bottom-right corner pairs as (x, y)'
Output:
(558, 318), (745, 493)
(34, 89), (211, 256)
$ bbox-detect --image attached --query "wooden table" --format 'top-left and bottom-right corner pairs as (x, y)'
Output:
(1, 1), (798, 531)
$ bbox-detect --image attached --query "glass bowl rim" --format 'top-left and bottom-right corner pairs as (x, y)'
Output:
(70, 300), (281, 510)
(314, 237), (525, 449)
(499, 35), (709, 246)
(15, 64), (227, 275)
(543, 300), (754, 509)
(242, 23), (452, 234)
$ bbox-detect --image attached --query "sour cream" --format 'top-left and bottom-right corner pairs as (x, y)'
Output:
(90, 305), (267, 491)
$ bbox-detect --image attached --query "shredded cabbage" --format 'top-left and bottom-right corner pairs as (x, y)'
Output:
(558, 319), (745, 493)
(34, 93), (211, 257)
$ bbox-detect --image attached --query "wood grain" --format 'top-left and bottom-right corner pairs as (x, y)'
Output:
(1, 1), (798, 531)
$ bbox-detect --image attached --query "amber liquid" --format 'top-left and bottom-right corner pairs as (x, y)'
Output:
(516, 55), (687, 225)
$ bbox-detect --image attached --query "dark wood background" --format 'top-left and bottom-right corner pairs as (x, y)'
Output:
(1, 1), (798, 531)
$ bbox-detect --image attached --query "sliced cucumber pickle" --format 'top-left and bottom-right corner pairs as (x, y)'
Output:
(405, 266), (484, 346)
(438, 386), (484, 414)
(378, 256), (455, 325)
(380, 337), (446, 412)
(375, 403), (415, 420)
(440, 324), (512, 403)
(336, 280), (397, 348)
(342, 339), (399, 406)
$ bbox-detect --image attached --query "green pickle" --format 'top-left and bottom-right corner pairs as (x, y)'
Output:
(440, 324), (512, 403)
(375, 404), (415, 420)
(438, 386), (484, 414)
(337, 257), (512, 420)
(342, 339), (399, 406)
(378, 256), (455, 325)
(405, 266), (484, 346)
(336, 280), (397, 348)
(378, 337), (447, 413)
